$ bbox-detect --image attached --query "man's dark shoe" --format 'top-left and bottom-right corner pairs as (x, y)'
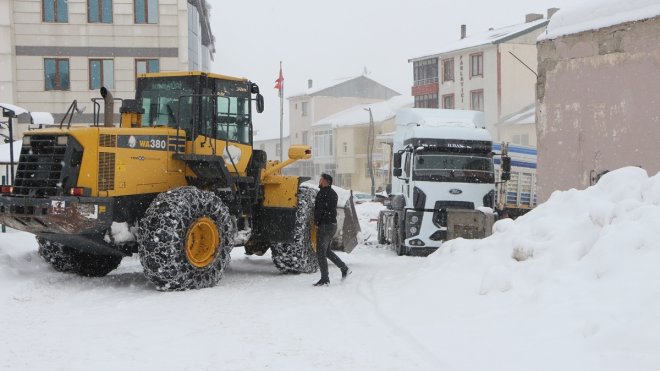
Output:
(314, 279), (329, 286)
(341, 266), (352, 281)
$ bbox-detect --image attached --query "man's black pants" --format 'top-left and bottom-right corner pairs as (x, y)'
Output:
(316, 223), (346, 281)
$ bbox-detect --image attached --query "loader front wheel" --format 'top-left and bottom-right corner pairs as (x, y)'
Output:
(36, 237), (122, 277)
(271, 187), (319, 274)
(137, 187), (234, 291)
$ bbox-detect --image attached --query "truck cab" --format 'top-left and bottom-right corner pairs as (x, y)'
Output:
(378, 108), (496, 256)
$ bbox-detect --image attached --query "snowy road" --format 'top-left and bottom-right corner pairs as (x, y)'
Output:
(2, 167), (660, 370)
(0, 232), (444, 371)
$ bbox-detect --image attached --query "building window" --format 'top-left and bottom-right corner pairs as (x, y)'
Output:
(44, 59), (69, 91)
(135, 59), (159, 87)
(89, 59), (114, 90)
(301, 102), (309, 117)
(136, 59), (159, 76)
(512, 134), (530, 146)
(442, 58), (454, 82)
(313, 129), (333, 157)
(470, 53), (483, 77)
(442, 94), (455, 109)
(413, 58), (438, 86)
(343, 142), (348, 153)
(470, 90), (484, 111)
(414, 93), (438, 108)
(88, 0), (112, 23)
(43, 0), (68, 23)
(135, 0), (158, 24)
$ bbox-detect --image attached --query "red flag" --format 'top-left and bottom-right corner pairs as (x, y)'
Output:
(274, 66), (284, 91)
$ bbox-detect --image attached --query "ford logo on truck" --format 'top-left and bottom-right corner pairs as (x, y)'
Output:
(449, 189), (462, 195)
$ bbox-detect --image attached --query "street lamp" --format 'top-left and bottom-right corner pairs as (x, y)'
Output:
(363, 107), (375, 196)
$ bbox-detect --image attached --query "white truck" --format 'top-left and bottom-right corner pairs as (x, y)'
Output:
(377, 108), (512, 256)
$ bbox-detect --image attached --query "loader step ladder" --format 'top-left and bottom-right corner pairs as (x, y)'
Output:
(173, 154), (234, 188)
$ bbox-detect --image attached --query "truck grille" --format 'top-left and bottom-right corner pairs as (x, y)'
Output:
(13, 135), (67, 197)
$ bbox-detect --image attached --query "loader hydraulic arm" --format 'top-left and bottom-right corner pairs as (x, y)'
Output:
(261, 145), (312, 180)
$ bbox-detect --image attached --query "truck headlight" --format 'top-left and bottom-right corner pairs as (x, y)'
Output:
(411, 215), (419, 224)
(409, 226), (418, 235)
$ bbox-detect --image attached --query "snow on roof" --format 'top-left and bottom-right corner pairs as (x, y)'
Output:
(496, 104), (536, 126)
(0, 103), (28, 117)
(539, 0), (660, 41)
(30, 112), (55, 126)
(395, 108), (485, 128)
(312, 95), (413, 128)
(411, 18), (548, 61)
(0, 140), (22, 164)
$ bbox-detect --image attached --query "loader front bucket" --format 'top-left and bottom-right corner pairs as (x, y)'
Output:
(331, 191), (361, 253)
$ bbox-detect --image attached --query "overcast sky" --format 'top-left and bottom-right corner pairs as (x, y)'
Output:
(209, 0), (575, 140)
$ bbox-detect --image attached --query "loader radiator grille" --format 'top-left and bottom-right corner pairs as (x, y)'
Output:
(98, 152), (115, 191)
(13, 135), (67, 197)
(99, 134), (117, 147)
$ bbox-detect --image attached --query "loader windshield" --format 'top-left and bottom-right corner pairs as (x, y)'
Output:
(139, 78), (195, 129)
(413, 154), (494, 184)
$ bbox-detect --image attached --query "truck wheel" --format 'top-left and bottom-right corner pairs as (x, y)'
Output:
(392, 215), (406, 256)
(36, 237), (122, 277)
(137, 187), (235, 291)
(271, 187), (319, 274)
(377, 213), (386, 245)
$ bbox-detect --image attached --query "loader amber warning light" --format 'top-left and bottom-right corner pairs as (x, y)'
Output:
(1, 185), (13, 194)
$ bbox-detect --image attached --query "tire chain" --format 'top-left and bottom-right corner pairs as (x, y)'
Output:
(137, 186), (235, 291)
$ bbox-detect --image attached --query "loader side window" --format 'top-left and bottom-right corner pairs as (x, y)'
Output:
(216, 96), (250, 144)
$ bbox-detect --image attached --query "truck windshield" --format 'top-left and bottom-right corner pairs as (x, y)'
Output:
(413, 154), (494, 184)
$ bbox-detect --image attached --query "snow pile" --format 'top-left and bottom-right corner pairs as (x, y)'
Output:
(389, 167), (660, 369)
(540, 0), (660, 40)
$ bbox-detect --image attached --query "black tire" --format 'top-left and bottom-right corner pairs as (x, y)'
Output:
(377, 213), (386, 245)
(137, 187), (235, 291)
(271, 187), (319, 274)
(36, 237), (122, 277)
(392, 215), (406, 256)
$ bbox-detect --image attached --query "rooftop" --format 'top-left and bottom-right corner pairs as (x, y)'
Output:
(312, 96), (413, 128)
(410, 18), (548, 62)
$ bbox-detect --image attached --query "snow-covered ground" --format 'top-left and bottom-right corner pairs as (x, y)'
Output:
(2, 167), (660, 370)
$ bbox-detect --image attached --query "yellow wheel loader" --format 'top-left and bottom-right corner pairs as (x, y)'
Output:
(0, 71), (358, 291)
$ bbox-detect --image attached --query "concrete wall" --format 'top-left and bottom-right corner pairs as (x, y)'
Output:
(536, 16), (660, 201)
(499, 42), (539, 118)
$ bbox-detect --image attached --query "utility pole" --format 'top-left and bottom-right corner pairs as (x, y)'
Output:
(364, 107), (375, 196)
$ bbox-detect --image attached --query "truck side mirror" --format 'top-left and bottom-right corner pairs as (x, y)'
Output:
(393, 152), (402, 169)
(501, 155), (511, 181)
(393, 168), (402, 177)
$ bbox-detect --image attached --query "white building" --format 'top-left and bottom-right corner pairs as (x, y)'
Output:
(409, 11), (557, 141)
(0, 0), (214, 136)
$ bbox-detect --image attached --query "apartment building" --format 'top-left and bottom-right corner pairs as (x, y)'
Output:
(283, 75), (400, 181)
(409, 11), (556, 141)
(311, 95), (412, 191)
(0, 0), (214, 137)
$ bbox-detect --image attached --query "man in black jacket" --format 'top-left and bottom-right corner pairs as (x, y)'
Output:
(313, 173), (351, 286)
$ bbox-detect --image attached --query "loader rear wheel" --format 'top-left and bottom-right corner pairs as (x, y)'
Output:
(36, 237), (122, 277)
(271, 187), (319, 274)
(137, 187), (234, 291)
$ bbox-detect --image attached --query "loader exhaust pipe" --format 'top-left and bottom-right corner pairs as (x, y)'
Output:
(100, 87), (114, 127)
